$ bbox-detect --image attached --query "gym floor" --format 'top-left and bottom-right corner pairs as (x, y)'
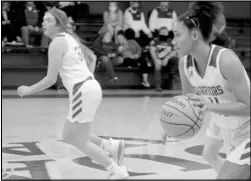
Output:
(2, 90), (228, 179)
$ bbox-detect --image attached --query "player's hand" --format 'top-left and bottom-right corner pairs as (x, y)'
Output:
(187, 94), (209, 113)
(17, 86), (32, 97)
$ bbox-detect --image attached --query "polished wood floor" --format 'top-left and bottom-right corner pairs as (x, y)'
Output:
(2, 94), (229, 179)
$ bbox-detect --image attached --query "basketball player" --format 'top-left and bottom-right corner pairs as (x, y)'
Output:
(17, 8), (129, 179)
(197, 7), (229, 175)
(172, 2), (250, 179)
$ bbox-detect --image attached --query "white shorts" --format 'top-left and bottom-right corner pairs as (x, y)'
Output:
(227, 138), (250, 166)
(206, 119), (250, 165)
(206, 119), (250, 148)
(67, 78), (102, 123)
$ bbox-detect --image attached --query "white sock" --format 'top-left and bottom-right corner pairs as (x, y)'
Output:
(100, 139), (111, 152)
(107, 161), (120, 171)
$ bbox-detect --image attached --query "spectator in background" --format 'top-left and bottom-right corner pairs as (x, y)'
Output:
(92, 31), (123, 81)
(98, 1), (123, 41)
(123, 1), (152, 47)
(2, 2), (21, 45)
(149, 0), (177, 39)
(16, 1), (49, 48)
(117, 30), (151, 88)
(150, 26), (178, 91)
(43, 2), (59, 10)
(59, 1), (78, 31)
(210, 12), (232, 48)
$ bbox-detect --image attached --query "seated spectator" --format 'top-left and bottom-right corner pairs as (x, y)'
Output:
(116, 30), (151, 88)
(123, 1), (152, 47)
(212, 31), (231, 47)
(149, 0), (177, 39)
(92, 31), (123, 81)
(98, 1), (123, 40)
(2, 2), (21, 45)
(149, 26), (179, 91)
(43, 2), (59, 11)
(59, 2), (78, 31)
(16, 1), (49, 48)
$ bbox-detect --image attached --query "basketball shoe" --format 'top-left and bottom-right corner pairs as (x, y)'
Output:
(108, 138), (125, 166)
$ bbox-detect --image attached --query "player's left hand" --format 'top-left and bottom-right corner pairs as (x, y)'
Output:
(186, 94), (209, 112)
(17, 86), (32, 97)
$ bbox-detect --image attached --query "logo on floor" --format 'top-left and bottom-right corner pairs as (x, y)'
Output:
(2, 136), (226, 179)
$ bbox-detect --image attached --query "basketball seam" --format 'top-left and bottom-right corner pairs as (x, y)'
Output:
(182, 96), (203, 122)
(163, 97), (204, 138)
(164, 103), (200, 129)
(160, 119), (194, 138)
(183, 97), (204, 135)
(160, 119), (193, 127)
(163, 104), (196, 136)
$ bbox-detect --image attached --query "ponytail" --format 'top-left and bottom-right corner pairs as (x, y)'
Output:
(47, 7), (97, 73)
(65, 28), (97, 73)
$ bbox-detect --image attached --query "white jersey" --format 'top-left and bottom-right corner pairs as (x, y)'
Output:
(56, 32), (93, 92)
(184, 44), (250, 129)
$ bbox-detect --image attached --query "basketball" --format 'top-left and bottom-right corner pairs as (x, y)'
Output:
(160, 95), (204, 139)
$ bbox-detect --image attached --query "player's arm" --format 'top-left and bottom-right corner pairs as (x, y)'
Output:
(178, 57), (195, 94)
(206, 50), (250, 117)
(29, 37), (67, 94)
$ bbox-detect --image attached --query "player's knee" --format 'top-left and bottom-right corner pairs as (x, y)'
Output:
(63, 130), (89, 149)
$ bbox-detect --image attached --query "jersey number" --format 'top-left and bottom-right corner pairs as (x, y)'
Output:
(208, 97), (219, 104)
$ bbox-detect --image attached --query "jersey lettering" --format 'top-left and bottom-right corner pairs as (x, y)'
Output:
(74, 46), (84, 62)
(194, 85), (224, 96)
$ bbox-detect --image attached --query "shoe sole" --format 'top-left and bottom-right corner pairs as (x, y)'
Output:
(117, 140), (125, 166)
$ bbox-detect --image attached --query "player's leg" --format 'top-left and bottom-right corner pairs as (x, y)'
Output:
(217, 138), (250, 179)
(217, 121), (250, 179)
(90, 134), (125, 166)
(63, 121), (128, 179)
(203, 120), (225, 173)
(62, 79), (128, 179)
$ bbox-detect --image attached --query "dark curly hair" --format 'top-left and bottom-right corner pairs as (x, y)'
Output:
(178, 2), (224, 41)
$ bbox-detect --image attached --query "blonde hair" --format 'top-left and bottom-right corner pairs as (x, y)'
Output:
(47, 7), (95, 71)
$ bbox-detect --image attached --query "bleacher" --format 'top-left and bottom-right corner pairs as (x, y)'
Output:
(2, 16), (250, 89)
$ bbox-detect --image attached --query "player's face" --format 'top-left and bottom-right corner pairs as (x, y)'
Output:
(42, 13), (60, 37)
(172, 21), (193, 57)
